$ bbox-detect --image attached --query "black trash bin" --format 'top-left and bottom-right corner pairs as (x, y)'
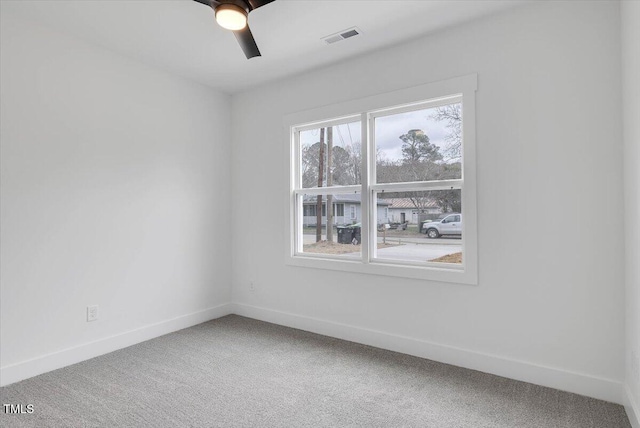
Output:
(337, 226), (352, 244)
(337, 224), (361, 244)
(352, 226), (361, 244)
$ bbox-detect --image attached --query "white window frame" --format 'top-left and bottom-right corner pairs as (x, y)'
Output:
(284, 74), (478, 285)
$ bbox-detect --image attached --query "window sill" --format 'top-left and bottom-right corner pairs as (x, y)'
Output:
(285, 254), (477, 285)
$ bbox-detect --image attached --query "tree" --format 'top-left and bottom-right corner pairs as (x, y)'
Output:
(400, 129), (442, 163)
(302, 143), (357, 187)
(383, 129), (441, 217)
(332, 145), (355, 185)
(343, 141), (361, 185)
(430, 188), (461, 213)
(431, 104), (462, 161)
(397, 129), (443, 183)
(430, 104), (463, 211)
(301, 142), (321, 188)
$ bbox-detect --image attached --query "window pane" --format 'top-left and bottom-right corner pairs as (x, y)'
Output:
(374, 190), (462, 264)
(375, 103), (462, 183)
(299, 193), (362, 258)
(300, 121), (362, 188)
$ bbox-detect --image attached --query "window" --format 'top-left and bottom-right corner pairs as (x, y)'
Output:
(286, 75), (477, 284)
(443, 215), (460, 223)
(303, 205), (316, 217)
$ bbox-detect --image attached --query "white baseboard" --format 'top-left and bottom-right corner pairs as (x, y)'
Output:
(232, 303), (624, 405)
(2, 301), (627, 410)
(0, 303), (234, 387)
(626, 385), (640, 428)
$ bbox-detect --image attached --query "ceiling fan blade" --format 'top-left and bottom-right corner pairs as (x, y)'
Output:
(234, 25), (261, 59)
(247, 0), (275, 10)
(192, 0), (213, 7)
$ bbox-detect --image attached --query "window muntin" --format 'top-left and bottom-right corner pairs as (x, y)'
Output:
(287, 75), (477, 284)
(303, 205), (315, 217)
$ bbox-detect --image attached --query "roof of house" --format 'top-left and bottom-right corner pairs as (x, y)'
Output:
(302, 193), (390, 206)
(382, 198), (439, 209)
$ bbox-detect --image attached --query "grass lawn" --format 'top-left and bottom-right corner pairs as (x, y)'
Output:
(429, 252), (462, 263)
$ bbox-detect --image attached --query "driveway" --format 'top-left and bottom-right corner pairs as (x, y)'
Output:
(374, 242), (460, 262)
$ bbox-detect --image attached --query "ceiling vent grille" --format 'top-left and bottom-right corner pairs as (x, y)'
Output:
(322, 27), (361, 45)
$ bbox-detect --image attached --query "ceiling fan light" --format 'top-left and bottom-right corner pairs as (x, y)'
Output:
(215, 4), (247, 31)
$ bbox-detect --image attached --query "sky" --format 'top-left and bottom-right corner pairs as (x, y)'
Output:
(299, 104), (455, 162)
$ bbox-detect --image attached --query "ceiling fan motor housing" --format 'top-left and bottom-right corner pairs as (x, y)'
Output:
(215, 0), (251, 14)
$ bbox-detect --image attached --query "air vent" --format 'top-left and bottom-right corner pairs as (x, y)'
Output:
(322, 27), (361, 45)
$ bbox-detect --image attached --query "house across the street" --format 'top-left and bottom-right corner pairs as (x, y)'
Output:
(302, 195), (447, 227)
(384, 198), (443, 225)
(302, 194), (390, 227)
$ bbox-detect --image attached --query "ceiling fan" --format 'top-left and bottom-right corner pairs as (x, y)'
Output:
(193, 0), (275, 59)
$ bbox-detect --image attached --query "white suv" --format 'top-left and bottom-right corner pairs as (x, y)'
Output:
(421, 213), (462, 238)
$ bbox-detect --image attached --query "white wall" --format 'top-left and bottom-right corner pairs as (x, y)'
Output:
(0, 11), (232, 383)
(231, 1), (625, 402)
(622, 0), (640, 424)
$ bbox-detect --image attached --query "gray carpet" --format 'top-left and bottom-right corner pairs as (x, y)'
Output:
(0, 315), (631, 428)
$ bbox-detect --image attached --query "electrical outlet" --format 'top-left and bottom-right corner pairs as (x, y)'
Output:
(249, 281), (255, 292)
(87, 305), (98, 322)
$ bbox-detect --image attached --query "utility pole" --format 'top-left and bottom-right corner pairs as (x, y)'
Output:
(326, 127), (334, 243)
(315, 128), (325, 242)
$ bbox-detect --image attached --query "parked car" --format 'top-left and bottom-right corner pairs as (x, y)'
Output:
(421, 213), (462, 238)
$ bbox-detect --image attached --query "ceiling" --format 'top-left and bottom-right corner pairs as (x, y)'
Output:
(1, 0), (527, 93)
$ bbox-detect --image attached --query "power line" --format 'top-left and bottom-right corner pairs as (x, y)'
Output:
(336, 125), (346, 146)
